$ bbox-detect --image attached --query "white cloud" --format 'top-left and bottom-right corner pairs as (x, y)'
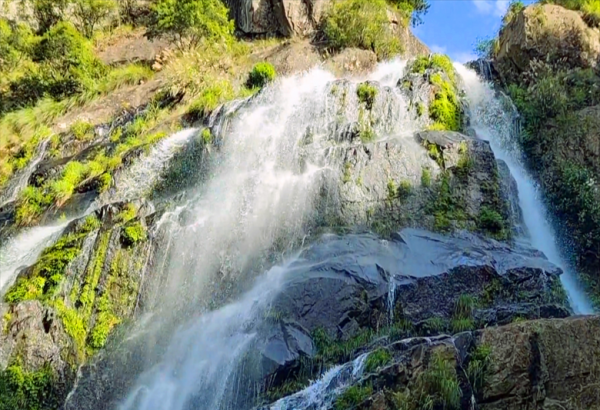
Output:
(451, 51), (478, 64)
(430, 44), (447, 54)
(472, 0), (510, 17)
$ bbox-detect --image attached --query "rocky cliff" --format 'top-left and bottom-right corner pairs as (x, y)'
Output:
(490, 2), (600, 304)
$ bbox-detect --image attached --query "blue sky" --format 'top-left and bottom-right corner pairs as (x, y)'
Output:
(413, 0), (536, 63)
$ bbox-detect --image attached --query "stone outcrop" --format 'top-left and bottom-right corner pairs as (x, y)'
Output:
(223, 0), (430, 58)
(495, 4), (600, 83)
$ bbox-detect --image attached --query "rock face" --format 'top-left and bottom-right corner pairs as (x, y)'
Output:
(480, 316), (600, 410)
(495, 4), (600, 83)
(266, 316), (600, 410)
(251, 228), (569, 404)
(223, 0), (430, 58)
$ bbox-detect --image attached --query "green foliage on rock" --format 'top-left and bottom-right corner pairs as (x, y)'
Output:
(467, 344), (492, 397)
(120, 221), (147, 248)
(542, 0), (600, 27)
(5, 215), (100, 304)
(365, 348), (392, 373)
(356, 82), (378, 110)
(335, 384), (373, 410)
(391, 349), (461, 410)
(0, 362), (60, 410)
(429, 73), (462, 132)
(147, 0), (235, 49)
(247, 62), (276, 89)
(322, 0), (402, 60)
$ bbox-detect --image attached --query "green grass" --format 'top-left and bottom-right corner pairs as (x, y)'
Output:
(466, 344), (492, 397)
(429, 73), (462, 131)
(335, 384), (373, 410)
(365, 348), (392, 373)
(421, 167), (432, 187)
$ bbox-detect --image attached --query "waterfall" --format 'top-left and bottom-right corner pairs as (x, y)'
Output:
(0, 221), (69, 294)
(455, 63), (595, 315)
(107, 62), (420, 410)
(0, 138), (49, 208)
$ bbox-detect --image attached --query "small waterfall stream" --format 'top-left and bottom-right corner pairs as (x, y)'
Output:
(456, 63), (595, 314)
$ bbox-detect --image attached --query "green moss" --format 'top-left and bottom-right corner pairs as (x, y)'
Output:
(247, 62), (276, 89)
(335, 384), (373, 410)
(365, 348), (392, 373)
(0, 362), (60, 410)
(454, 294), (476, 318)
(201, 128), (213, 145)
(455, 141), (473, 178)
(187, 80), (235, 119)
(120, 221), (147, 248)
(397, 180), (413, 199)
(421, 167), (432, 187)
(116, 203), (137, 223)
(430, 172), (467, 232)
(5, 215), (100, 303)
(416, 101), (425, 117)
(410, 53), (456, 83)
(424, 140), (444, 168)
(387, 179), (397, 201)
(477, 206), (508, 240)
(2, 312), (12, 334)
(343, 162), (352, 184)
(357, 82), (378, 110)
(429, 73), (462, 131)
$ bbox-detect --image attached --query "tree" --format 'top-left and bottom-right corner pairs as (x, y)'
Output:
(147, 0), (235, 49)
(390, 0), (430, 27)
(73, 0), (118, 38)
(20, 0), (70, 34)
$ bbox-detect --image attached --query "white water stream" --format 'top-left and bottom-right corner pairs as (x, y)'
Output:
(456, 63), (594, 314)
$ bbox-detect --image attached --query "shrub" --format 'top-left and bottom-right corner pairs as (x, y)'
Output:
(187, 79), (235, 118)
(356, 82), (378, 110)
(0, 363), (60, 410)
(71, 119), (94, 141)
(542, 0), (600, 27)
(73, 0), (118, 38)
(389, 0), (430, 26)
(478, 206), (507, 238)
(147, 0), (235, 49)
(247, 62), (276, 89)
(0, 19), (36, 72)
(323, 0), (402, 60)
(26, 0), (71, 34)
(120, 221), (147, 247)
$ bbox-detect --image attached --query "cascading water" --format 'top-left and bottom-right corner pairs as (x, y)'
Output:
(455, 63), (595, 315)
(105, 62), (422, 410)
(0, 139), (49, 208)
(0, 221), (69, 293)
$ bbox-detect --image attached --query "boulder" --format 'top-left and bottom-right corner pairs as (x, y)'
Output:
(495, 4), (600, 84)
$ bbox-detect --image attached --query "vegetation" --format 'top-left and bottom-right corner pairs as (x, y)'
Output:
(450, 294), (476, 333)
(0, 362), (60, 410)
(322, 0), (402, 60)
(421, 167), (432, 187)
(335, 384), (373, 410)
(466, 344), (492, 398)
(365, 348), (392, 373)
(120, 221), (147, 247)
(247, 62), (276, 89)
(147, 0), (234, 48)
(356, 82), (378, 110)
(542, 0), (600, 27)
(429, 73), (461, 131)
(430, 172), (467, 232)
(5, 215), (101, 304)
(391, 349), (461, 410)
